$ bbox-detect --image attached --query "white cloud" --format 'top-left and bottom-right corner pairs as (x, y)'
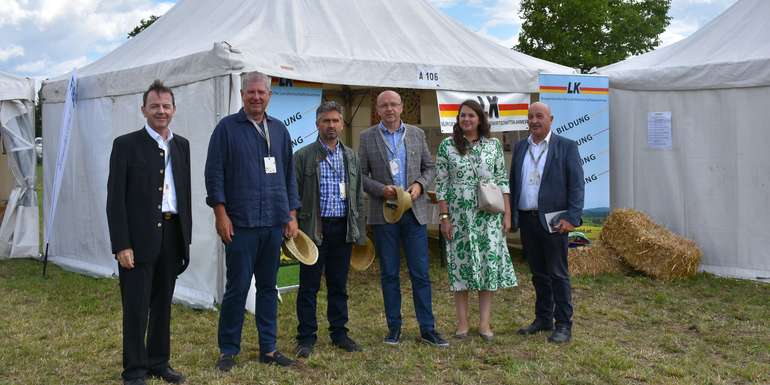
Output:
(0, 0), (173, 78)
(0, 45), (25, 62)
(0, 0), (32, 26)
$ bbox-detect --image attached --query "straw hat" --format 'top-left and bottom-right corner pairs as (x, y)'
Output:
(282, 230), (318, 265)
(350, 237), (375, 271)
(382, 186), (412, 224)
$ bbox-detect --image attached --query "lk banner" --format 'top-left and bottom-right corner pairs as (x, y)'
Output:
(539, 74), (609, 240)
(436, 90), (529, 133)
(267, 85), (322, 153)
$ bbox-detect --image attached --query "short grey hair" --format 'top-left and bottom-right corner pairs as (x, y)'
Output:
(241, 71), (271, 91)
(316, 101), (344, 121)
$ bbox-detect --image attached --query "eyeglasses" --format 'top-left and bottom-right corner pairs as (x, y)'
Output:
(377, 102), (402, 109)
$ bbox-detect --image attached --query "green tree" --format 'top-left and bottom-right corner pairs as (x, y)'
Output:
(516, 0), (671, 72)
(127, 15), (159, 39)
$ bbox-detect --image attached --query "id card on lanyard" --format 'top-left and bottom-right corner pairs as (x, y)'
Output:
(378, 126), (406, 181)
(251, 118), (276, 174)
(323, 149), (347, 200)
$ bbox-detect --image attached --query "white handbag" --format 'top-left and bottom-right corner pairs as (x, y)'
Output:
(471, 143), (505, 214)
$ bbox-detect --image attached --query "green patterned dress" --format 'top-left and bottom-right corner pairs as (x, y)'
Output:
(435, 137), (517, 291)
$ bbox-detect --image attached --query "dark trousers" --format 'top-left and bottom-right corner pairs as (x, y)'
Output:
(119, 216), (182, 381)
(296, 218), (353, 345)
(518, 210), (573, 328)
(372, 210), (436, 333)
(218, 225), (282, 355)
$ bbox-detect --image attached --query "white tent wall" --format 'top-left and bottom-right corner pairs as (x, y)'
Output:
(609, 86), (770, 280)
(0, 71), (38, 259)
(42, 77), (234, 307)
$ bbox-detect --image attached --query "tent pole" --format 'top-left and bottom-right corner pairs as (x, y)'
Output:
(42, 242), (49, 277)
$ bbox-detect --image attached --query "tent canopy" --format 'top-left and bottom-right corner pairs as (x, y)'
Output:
(44, 0), (573, 101)
(595, 0), (770, 281)
(599, 0), (770, 91)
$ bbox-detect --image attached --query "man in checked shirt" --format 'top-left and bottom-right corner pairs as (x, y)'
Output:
(292, 101), (367, 358)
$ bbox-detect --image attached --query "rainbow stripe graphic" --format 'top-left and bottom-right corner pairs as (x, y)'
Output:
(438, 103), (529, 118)
(539, 85), (608, 95)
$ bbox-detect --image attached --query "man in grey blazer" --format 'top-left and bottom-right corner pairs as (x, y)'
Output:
(509, 102), (584, 343)
(358, 90), (447, 347)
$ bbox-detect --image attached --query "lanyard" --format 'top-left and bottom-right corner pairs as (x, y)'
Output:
(377, 125), (406, 159)
(323, 145), (344, 179)
(250, 118), (271, 156)
(527, 142), (546, 168)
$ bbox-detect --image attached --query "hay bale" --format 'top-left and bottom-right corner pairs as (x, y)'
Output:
(569, 239), (628, 277)
(601, 208), (701, 280)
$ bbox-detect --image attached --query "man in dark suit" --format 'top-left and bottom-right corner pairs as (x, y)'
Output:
(107, 80), (192, 385)
(509, 102), (584, 343)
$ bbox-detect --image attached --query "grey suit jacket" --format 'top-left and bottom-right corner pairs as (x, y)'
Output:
(359, 123), (436, 225)
(509, 133), (585, 232)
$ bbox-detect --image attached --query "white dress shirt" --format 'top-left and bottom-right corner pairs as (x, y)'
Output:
(518, 130), (552, 210)
(145, 124), (178, 213)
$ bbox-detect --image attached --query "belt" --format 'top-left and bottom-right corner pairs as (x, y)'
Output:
(321, 216), (347, 223)
(518, 209), (539, 217)
(163, 212), (178, 220)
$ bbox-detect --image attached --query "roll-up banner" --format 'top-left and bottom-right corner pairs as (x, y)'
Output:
(539, 74), (609, 240)
(267, 85), (323, 153)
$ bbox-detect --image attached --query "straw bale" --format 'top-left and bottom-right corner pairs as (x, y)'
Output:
(568, 239), (628, 277)
(601, 208), (701, 280)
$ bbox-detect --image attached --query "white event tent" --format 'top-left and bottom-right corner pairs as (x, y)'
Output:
(597, 0), (770, 280)
(0, 71), (38, 259)
(41, 0), (574, 308)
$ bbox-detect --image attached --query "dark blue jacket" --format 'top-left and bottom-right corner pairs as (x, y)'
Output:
(205, 109), (300, 227)
(509, 133), (584, 232)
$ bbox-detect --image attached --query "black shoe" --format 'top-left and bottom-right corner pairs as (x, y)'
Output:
(548, 325), (572, 343)
(295, 343), (314, 358)
(383, 328), (401, 345)
(123, 379), (146, 385)
(333, 336), (362, 352)
(148, 367), (185, 384)
(517, 320), (554, 335)
(420, 330), (449, 347)
(259, 351), (295, 367)
(215, 354), (236, 372)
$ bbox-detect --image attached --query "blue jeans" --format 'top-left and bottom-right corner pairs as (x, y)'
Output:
(218, 226), (282, 355)
(372, 210), (436, 333)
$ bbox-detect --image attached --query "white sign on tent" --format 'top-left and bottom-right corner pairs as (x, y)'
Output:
(436, 90), (529, 133)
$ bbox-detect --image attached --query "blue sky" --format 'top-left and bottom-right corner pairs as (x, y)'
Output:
(0, 0), (738, 80)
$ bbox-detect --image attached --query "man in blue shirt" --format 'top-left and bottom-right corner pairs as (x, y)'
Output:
(205, 71), (300, 369)
(358, 90), (448, 347)
(292, 101), (367, 358)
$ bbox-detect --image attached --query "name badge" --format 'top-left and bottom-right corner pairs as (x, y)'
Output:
(339, 182), (347, 199)
(528, 170), (541, 186)
(389, 159), (400, 176)
(264, 157), (277, 174)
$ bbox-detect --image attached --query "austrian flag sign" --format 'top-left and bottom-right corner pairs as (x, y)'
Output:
(436, 90), (529, 133)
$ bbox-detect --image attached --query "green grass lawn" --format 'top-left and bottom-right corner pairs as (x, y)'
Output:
(1, 253), (768, 385)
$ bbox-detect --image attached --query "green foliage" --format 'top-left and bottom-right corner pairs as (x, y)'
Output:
(516, 0), (671, 72)
(127, 15), (159, 39)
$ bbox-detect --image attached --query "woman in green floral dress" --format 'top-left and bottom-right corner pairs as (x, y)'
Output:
(435, 100), (517, 340)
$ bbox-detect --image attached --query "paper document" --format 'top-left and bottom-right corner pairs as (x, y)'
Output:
(544, 210), (567, 233)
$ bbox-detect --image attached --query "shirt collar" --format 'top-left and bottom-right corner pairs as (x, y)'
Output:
(527, 130), (552, 146)
(145, 124), (173, 143)
(319, 139), (340, 154)
(379, 121), (405, 134)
